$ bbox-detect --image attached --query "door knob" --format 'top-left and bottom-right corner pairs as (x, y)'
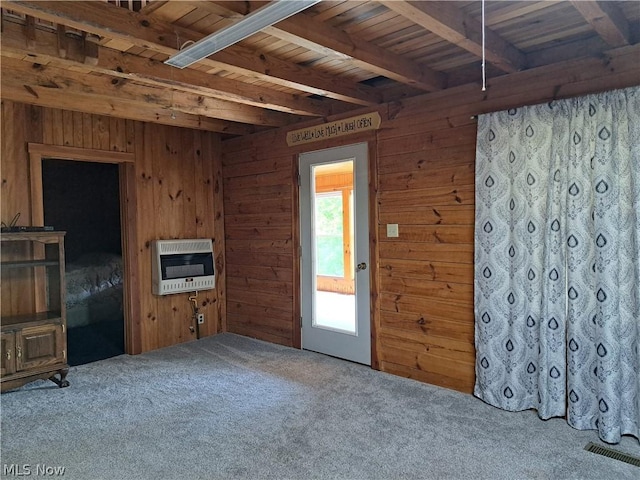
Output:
(357, 262), (367, 271)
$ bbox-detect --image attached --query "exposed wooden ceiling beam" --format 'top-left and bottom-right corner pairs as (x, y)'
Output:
(0, 75), (253, 136)
(385, 1), (527, 73)
(276, 14), (446, 91)
(138, 0), (169, 16)
(209, 46), (380, 106)
(0, 19), (332, 118)
(570, 1), (631, 47)
(1, 55), (296, 128)
(207, 1), (446, 91)
(6, 1), (381, 106)
(0, 56), (288, 131)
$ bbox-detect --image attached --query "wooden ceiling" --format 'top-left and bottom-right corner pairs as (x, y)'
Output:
(2, 1), (639, 137)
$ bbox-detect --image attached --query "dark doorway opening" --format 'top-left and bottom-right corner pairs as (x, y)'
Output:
(42, 159), (125, 366)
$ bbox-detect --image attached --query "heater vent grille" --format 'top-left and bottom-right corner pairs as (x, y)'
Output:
(161, 278), (215, 294)
(158, 239), (212, 254)
(584, 442), (640, 467)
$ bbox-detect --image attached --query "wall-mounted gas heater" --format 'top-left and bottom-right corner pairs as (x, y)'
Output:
(151, 239), (215, 295)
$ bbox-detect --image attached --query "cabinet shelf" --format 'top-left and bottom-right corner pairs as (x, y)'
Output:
(1, 259), (60, 269)
(1, 231), (69, 392)
(1, 311), (63, 328)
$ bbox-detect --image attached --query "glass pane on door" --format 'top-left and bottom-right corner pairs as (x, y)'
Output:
(315, 192), (344, 277)
(312, 160), (356, 334)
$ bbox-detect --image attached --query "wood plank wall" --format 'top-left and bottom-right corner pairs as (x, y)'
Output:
(0, 101), (225, 353)
(221, 45), (640, 393)
(376, 120), (476, 392)
(222, 141), (297, 346)
(222, 131), (376, 347)
(0, 102), (42, 319)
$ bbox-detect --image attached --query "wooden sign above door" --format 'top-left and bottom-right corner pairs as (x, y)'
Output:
(286, 112), (381, 147)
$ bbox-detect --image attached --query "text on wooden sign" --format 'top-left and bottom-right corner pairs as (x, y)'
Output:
(286, 112), (381, 146)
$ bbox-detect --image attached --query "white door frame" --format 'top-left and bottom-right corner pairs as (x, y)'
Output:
(299, 142), (371, 365)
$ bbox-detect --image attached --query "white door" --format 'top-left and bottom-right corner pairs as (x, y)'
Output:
(299, 142), (370, 365)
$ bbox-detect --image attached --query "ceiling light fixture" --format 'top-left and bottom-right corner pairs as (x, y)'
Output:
(165, 0), (322, 69)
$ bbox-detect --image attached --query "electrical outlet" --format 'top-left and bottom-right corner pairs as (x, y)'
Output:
(197, 313), (205, 325)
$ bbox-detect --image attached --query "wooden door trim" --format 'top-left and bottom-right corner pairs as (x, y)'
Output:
(368, 137), (380, 370)
(28, 142), (141, 356)
(291, 155), (301, 349)
(28, 143), (135, 163)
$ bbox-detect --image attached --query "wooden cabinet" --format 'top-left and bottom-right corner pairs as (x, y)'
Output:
(1, 232), (69, 392)
(1, 332), (16, 376)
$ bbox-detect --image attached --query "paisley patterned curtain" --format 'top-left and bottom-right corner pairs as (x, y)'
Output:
(474, 86), (639, 443)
